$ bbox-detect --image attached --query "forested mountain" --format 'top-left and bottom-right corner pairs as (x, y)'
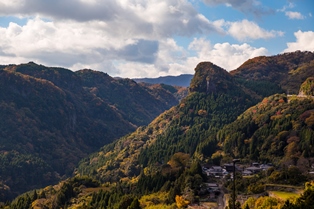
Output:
(0, 62), (182, 200)
(231, 50), (314, 95)
(76, 61), (259, 181)
(77, 52), (314, 183)
(1, 51), (314, 208)
(219, 93), (314, 167)
(71, 51), (313, 208)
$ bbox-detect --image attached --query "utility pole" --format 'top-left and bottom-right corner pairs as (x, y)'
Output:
(232, 159), (240, 209)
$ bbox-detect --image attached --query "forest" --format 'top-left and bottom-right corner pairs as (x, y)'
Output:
(0, 51), (314, 208)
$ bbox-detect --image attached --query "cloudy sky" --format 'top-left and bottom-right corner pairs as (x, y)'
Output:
(0, 0), (313, 78)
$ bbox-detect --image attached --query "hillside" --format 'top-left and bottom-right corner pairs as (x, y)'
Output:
(0, 62), (181, 200)
(78, 50), (314, 183)
(219, 94), (314, 167)
(231, 51), (314, 95)
(77, 61), (258, 181)
(2, 51), (314, 208)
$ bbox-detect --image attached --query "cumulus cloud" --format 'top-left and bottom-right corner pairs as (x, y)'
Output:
(284, 30), (314, 52)
(187, 38), (268, 71)
(0, 0), (307, 79)
(227, 19), (284, 41)
(0, 0), (227, 77)
(203, 0), (274, 16)
(104, 38), (269, 78)
(285, 11), (305, 19)
(0, 0), (222, 38)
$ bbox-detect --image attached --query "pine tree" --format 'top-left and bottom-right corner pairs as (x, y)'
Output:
(128, 198), (141, 209)
(32, 190), (38, 201)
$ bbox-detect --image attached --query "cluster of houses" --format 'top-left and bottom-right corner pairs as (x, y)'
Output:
(203, 162), (273, 178)
(197, 162), (273, 208)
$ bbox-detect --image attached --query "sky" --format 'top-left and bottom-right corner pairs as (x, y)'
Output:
(0, 0), (313, 78)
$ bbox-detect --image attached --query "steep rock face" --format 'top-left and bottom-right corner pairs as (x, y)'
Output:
(189, 62), (234, 94)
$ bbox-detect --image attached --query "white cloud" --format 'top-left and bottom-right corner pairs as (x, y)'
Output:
(0, 3), (223, 77)
(105, 38), (269, 78)
(187, 38), (268, 71)
(277, 2), (295, 12)
(0, 0), (226, 78)
(284, 30), (314, 52)
(203, 0), (273, 16)
(227, 19), (284, 41)
(285, 11), (305, 19)
(0, 0), (221, 38)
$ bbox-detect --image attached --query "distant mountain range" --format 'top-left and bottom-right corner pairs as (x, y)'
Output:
(133, 74), (193, 87)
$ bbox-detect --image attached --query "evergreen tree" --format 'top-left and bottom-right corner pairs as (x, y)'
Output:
(32, 190), (38, 201)
(128, 198), (141, 209)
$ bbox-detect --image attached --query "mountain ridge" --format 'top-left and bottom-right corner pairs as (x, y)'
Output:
(133, 74), (193, 87)
(77, 51), (314, 184)
(1, 50), (314, 205)
(0, 62), (182, 200)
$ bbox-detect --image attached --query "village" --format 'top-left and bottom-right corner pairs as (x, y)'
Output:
(186, 162), (274, 209)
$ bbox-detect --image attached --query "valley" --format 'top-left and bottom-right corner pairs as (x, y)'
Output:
(0, 51), (314, 208)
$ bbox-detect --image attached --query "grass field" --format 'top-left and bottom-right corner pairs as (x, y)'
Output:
(268, 191), (300, 200)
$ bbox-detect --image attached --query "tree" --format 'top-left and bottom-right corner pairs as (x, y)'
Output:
(32, 190), (38, 201)
(175, 195), (189, 208)
(128, 198), (141, 209)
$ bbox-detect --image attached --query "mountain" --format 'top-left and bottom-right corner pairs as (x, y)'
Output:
(133, 74), (193, 87)
(231, 50), (314, 95)
(137, 82), (189, 102)
(219, 93), (314, 166)
(76, 61), (258, 181)
(0, 62), (182, 200)
(71, 51), (314, 207)
(2, 51), (314, 208)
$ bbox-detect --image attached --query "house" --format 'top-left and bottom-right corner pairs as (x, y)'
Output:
(224, 163), (240, 173)
(242, 170), (253, 176)
(206, 166), (224, 176)
(245, 166), (262, 174)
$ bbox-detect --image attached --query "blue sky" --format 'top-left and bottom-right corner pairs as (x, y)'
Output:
(0, 0), (313, 78)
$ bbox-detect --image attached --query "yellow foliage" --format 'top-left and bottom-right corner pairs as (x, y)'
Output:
(140, 192), (170, 208)
(175, 195), (189, 208)
(31, 199), (47, 209)
(254, 196), (283, 209)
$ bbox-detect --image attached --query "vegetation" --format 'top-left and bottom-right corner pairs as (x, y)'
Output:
(77, 61), (258, 182)
(299, 77), (314, 96)
(1, 51), (314, 208)
(231, 50), (314, 94)
(0, 62), (181, 200)
(219, 93), (314, 171)
(269, 191), (300, 200)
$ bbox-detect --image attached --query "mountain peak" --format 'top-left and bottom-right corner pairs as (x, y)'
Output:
(189, 62), (233, 93)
